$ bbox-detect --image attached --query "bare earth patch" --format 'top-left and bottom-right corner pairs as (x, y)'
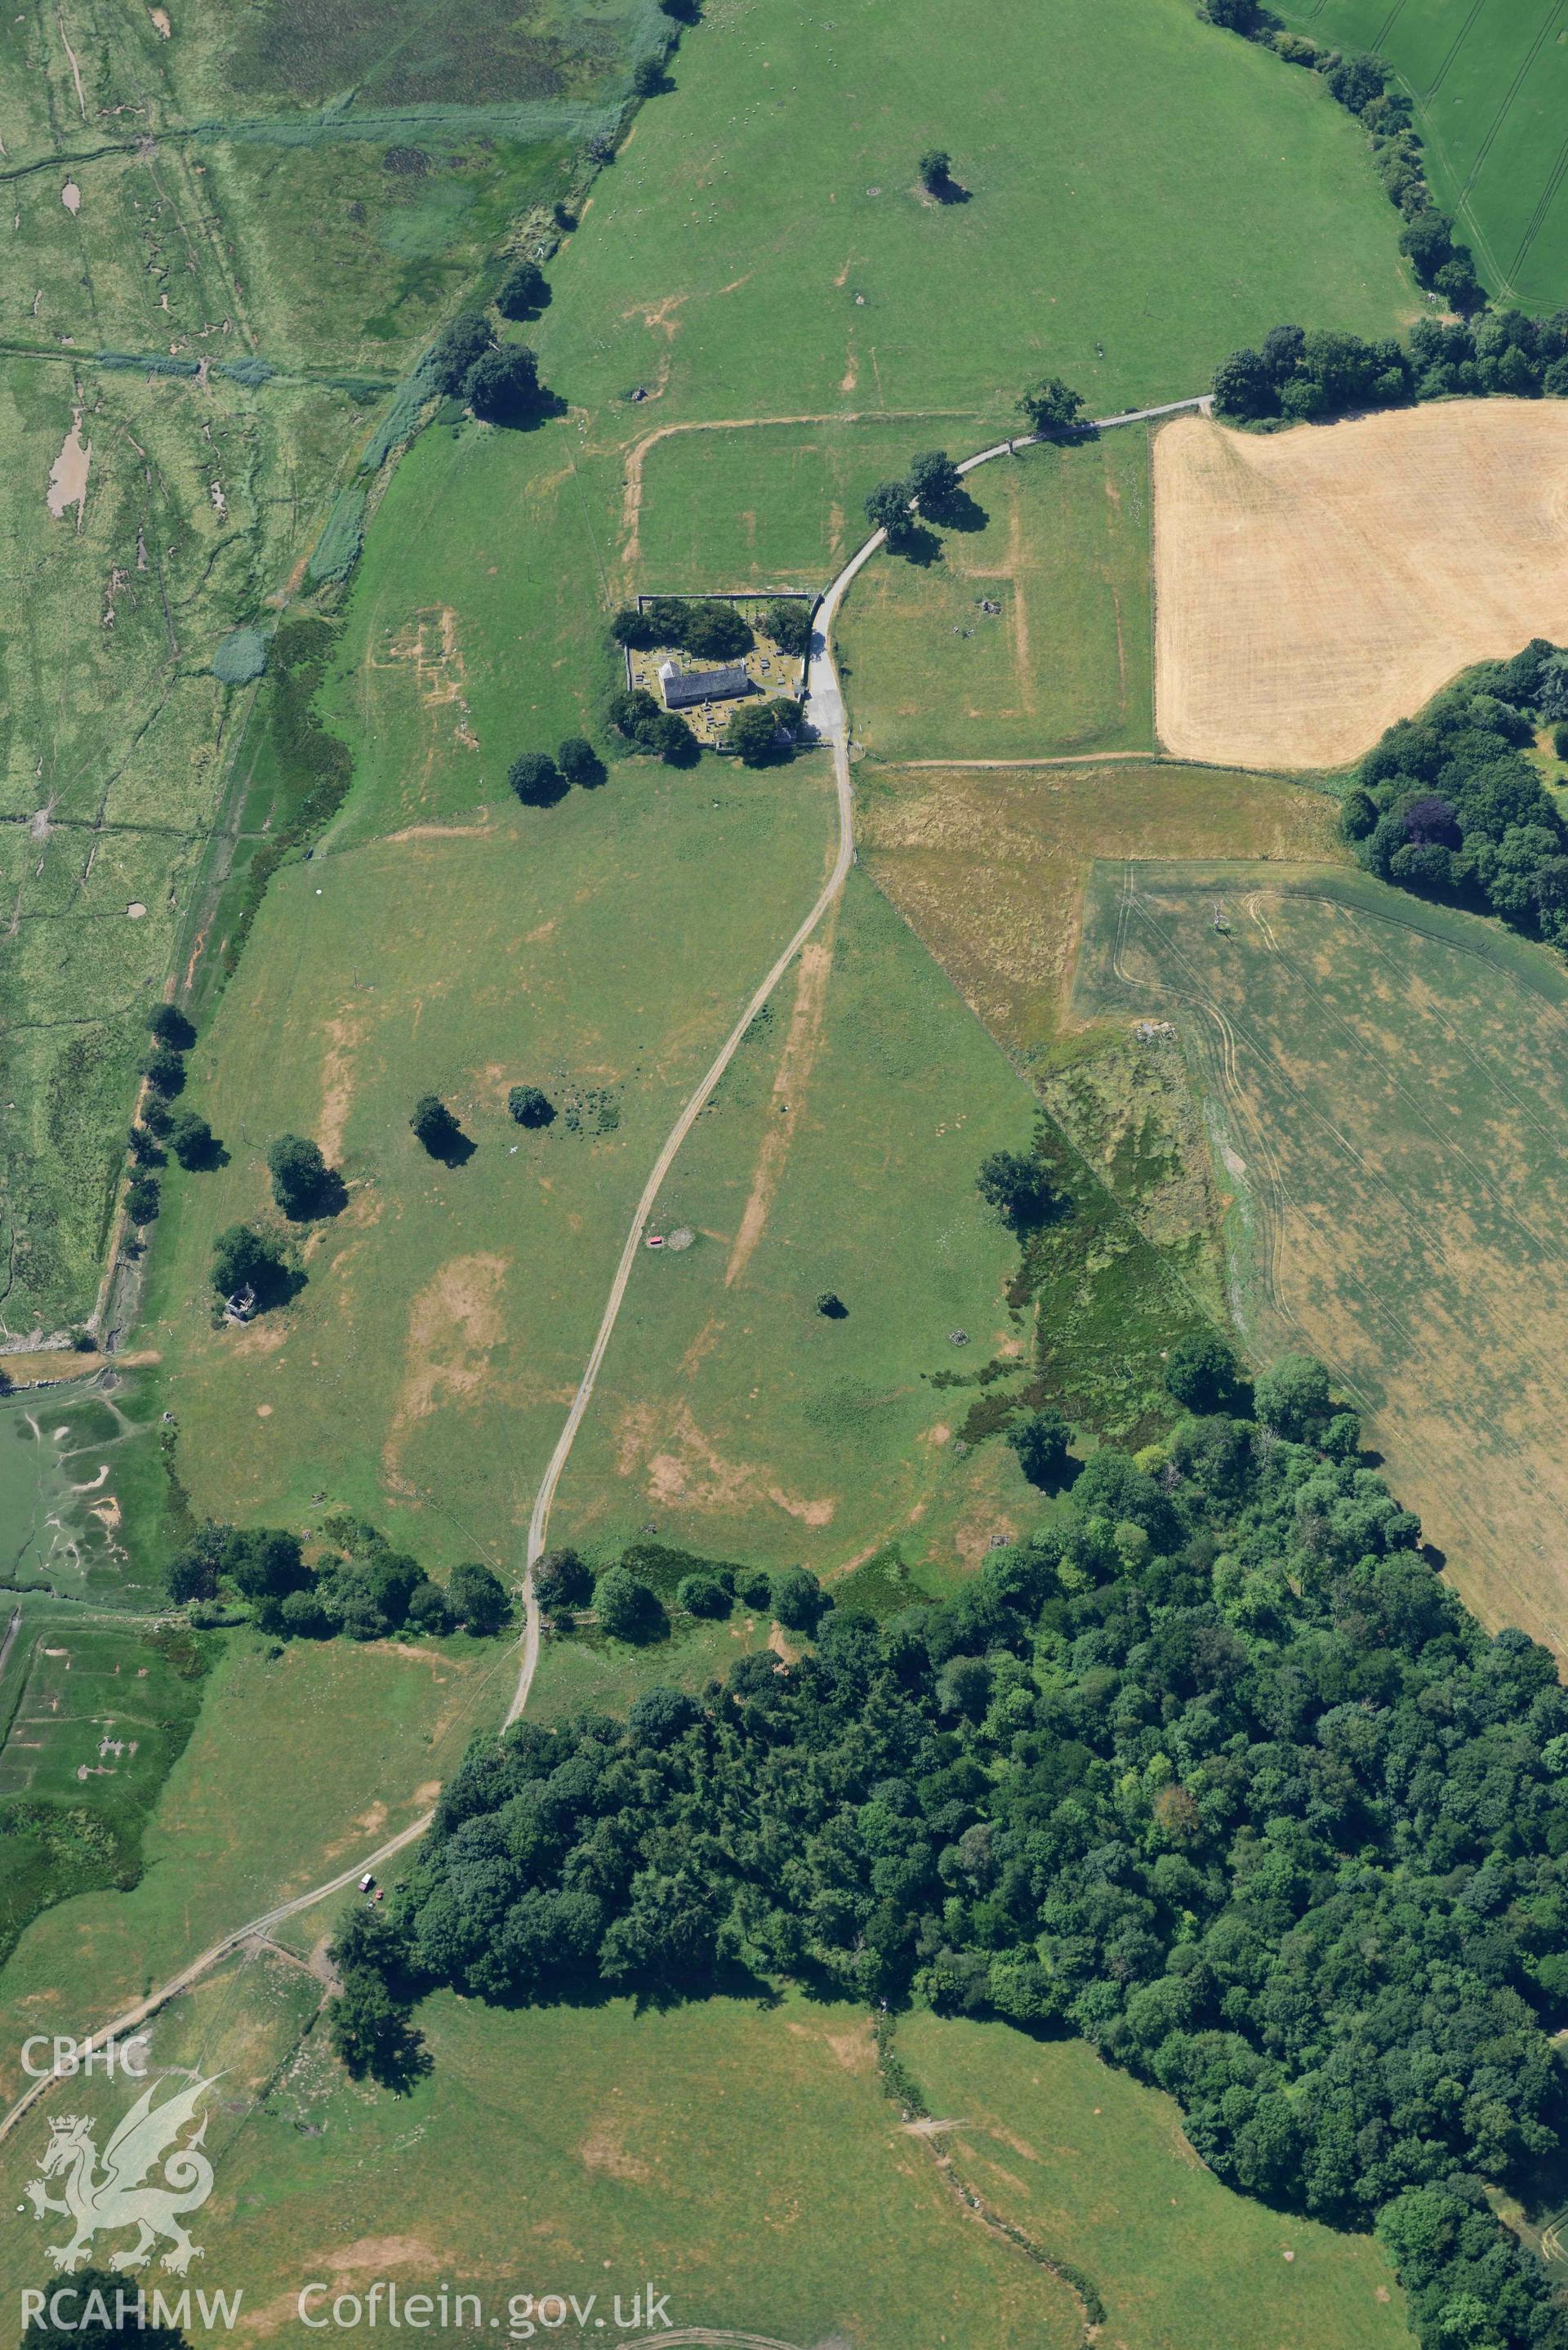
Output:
(46, 409), (91, 526)
(317, 1010), (367, 1166)
(644, 1401), (835, 1527)
(385, 1252), (510, 1478)
(724, 922), (836, 1288)
(1155, 402), (1568, 769)
(580, 2120), (653, 2184)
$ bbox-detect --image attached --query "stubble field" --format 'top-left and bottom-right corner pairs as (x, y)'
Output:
(858, 756), (1344, 1062)
(1153, 402), (1568, 771)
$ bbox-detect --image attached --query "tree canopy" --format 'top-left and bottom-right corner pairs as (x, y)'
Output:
(1006, 1409), (1071, 1488)
(1343, 647), (1568, 944)
(147, 1002), (195, 1051)
(466, 344), (542, 425)
(608, 688), (698, 765)
(496, 260), (547, 320)
(507, 1084), (555, 1129)
(141, 1045), (186, 1100)
(1164, 1328), (1243, 1415)
(336, 1371), (1568, 2350)
(509, 750), (567, 808)
(594, 1565), (667, 1643)
(1018, 377), (1086, 438)
(210, 1223), (293, 1310)
(166, 1108), (220, 1171)
(166, 1513), (500, 1650)
(536, 1546), (594, 1614)
(557, 736), (605, 788)
(430, 310), (492, 396)
(448, 1562), (510, 1636)
(975, 1146), (1058, 1233)
(410, 1095), (469, 1162)
(906, 449), (961, 511)
(764, 600), (813, 658)
(266, 1132), (339, 1220)
(612, 598), (753, 660)
(864, 479), (914, 545)
(725, 700), (795, 766)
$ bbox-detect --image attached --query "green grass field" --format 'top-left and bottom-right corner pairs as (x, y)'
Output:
(539, 0), (1414, 429)
(0, 1625), (509, 2103)
(552, 868), (1045, 1575)
(139, 759), (836, 1558)
(1278, 0), (1568, 310)
(0, 1972), (1411, 2350)
(838, 430), (1154, 762)
(633, 415), (986, 590)
(900, 2013), (1407, 2350)
(0, 1986), (1086, 2348)
(0, 0), (1454, 2326)
(1075, 858), (1568, 1659)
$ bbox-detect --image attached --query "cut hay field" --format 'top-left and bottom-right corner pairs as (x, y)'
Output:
(550, 870), (1041, 1576)
(1277, 0), (1568, 310)
(139, 761), (835, 1557)
(900, 2014), (1407, 2350)
(1076, 858), (1568, 1657)
(1153, 402), (1568, 772)
(858, 757), (1344, 1062)
(838, 430), (1154, 763)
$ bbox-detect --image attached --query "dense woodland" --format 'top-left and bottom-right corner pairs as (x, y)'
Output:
(1343, 643), (1568, 948)
(333, 1359), (1568, 2350)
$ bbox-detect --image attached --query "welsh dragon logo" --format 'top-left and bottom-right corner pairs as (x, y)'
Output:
(24, 2074), (220, 2275)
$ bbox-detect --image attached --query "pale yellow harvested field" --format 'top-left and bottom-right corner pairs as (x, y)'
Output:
(1154, 401), (1568, 769)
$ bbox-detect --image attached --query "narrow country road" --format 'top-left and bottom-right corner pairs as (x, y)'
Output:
(0, 392), (1207, 2143)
